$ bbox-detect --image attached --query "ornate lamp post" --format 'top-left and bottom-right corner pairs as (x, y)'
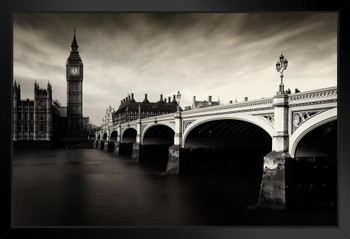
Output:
(136, 104), (142, 144)
(176, 90), (181, 112)
(117, 113), (121, 144)
(276, 53), (288, 94)
(138, 105), (141, 120)
(126, 106), (129, 122)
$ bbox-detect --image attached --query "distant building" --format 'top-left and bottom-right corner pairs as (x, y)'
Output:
(102, 106), (114, 128)
(191, 96), (220, 110)
(83, 117), (90, 128)
(82, 117), (92, 135)
(13, 81), (53, 141)
(112, 93), (179, 124)
(52, 99), (68, 139)
(13, 29), (91, 142)
(52, 100), (67, 117)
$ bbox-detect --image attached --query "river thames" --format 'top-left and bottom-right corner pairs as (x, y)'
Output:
(12, 147), (336, 226)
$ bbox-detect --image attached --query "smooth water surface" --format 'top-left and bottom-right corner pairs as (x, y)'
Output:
(13, 148), (336, 226)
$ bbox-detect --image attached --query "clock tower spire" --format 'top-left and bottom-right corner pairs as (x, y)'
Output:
(66, 28), (83, 137)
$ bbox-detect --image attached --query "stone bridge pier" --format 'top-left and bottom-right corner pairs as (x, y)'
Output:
(258, 93), (290, 209)
(97, 139), (104, 150)
(131, 118), (142, 161)
(93, 139), (98, 149)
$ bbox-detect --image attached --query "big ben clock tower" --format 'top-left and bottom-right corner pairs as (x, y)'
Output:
(66, 29), (83, 137)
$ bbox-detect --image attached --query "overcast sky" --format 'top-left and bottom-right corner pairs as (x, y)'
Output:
(13, 13), (337, 126)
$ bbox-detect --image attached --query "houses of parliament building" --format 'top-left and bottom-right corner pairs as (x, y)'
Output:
(13, 30), (88, 142)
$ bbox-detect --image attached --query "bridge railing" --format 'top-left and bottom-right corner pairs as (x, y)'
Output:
(288, 86), (337, 103)
(141, 114), (175, 124)
(99, 97), (275, 132)
(118, 97), (275, 125)
(182, 97), (274, 117)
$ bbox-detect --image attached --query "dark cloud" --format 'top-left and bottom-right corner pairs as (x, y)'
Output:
(13, 13), (337, 126)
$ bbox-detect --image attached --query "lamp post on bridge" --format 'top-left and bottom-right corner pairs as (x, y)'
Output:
(276, 53), (288, 94)
(132, 103), (143, 161)
(138, 105), (141, 120)
(166, 90), (183, 175)
(136, 105), (142, 144)
(115, 113), (122, 155)
(258, 53), (291, 209)
(126, 106), (129, 127)
(176, 90), (181, 112)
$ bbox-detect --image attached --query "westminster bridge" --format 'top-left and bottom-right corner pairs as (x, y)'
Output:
(94, 86), (337, 209)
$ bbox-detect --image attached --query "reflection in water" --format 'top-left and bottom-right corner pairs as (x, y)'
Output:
(13, 148), (336, 226)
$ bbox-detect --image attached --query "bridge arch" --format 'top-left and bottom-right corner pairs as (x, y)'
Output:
(182, 114), (273, 147)
(121, 127), (137, 143)
(180, 115), (272, 206)
(289, 107), (337, 157)
(110, 130), (118, 142)
(140, 123), (175, 170)
(121, 126), (137, 138)
(103, 132), (107, 140)
(141, 122), (175, 145)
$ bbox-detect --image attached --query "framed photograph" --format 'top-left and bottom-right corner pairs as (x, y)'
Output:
(2, 0), (350, 238)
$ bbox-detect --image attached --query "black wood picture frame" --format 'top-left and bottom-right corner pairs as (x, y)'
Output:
(1, 0), (350, 238)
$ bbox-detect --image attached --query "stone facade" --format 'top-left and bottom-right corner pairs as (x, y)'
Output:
(191, 95), (220, 109)
(13, 81), (52, 141)
(112, 93), (179, 124)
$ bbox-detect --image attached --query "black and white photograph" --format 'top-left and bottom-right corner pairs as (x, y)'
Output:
(12, 13), (338, 227)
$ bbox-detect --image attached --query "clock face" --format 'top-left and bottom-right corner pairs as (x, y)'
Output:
(70, 66), (79, 76)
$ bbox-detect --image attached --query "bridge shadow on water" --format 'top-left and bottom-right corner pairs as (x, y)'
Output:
(130, 144), (337, 226)
(132, 150), (336, 226)
(138, 144), (172, 171)
(286, 121), (337, 211)
(180, 148), (264, 208)
(118, 145), (337, 224)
